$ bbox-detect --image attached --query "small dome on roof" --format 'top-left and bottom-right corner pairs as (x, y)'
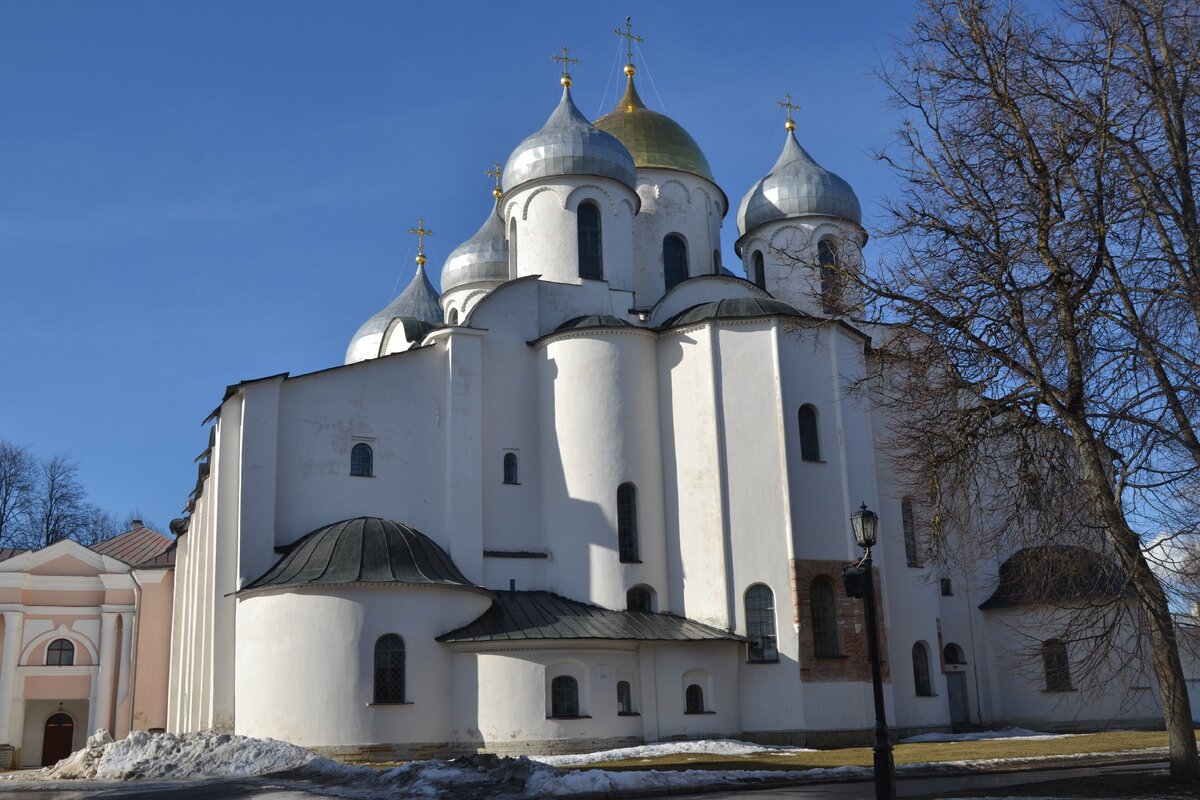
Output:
(555, 314), (636, 331)
(441, 207), (509, 293)
(242, 517), (487, 594)
(665, 297), (804, 327)
(503, 86), (636, 195)
(346, 264), (444, 363)
(594, 75), (714, 184)
(737, 130), (862, 236)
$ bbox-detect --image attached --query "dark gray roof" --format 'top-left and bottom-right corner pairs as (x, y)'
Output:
(979, 546), (1128, 610)
(664, 297), (804, 327)
(242, 517), (487, 594)
(555, 314), (636, 332)
(737, 129), (862, 234)
(437, 590), (747, 643)
(91, 526), (175, 567)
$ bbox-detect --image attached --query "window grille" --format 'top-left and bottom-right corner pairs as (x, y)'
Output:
(684, 684), (705, 713)
(551, 675), (579, 717)
(577, 203), (603, 279)
(617, 483), (639, 562)
(810, 577), (840, 657)
(745, 584), (778, 662)
(350, 443), (373, 477)
(798, 405), (820, 462)
(373, 634), (405, 703)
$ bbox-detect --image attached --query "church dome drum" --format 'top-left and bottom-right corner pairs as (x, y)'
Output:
(736, 130), (862, 236)
(502, 86), (637, 195)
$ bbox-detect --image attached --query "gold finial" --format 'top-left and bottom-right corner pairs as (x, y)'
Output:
(614, 16), (643, 77)
(777, 92), (801, 132)
(552, 46), (580, 87)
(409, 217), (433, 267)
(486, 163), (503, 200)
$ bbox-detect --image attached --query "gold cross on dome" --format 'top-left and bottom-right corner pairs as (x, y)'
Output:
(409, 217), (433, 266)
(486, 163), (503, 199)
(551, 46), (580, 87)
(614, 16), (643, 68)
(777, 92), (801, 132)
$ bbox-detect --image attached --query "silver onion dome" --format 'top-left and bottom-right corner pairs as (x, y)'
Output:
(440, 207), (509, 293)
(345, 264), (443, 363)
(502, 86), (637, 195)
(736, 130), (862, 236)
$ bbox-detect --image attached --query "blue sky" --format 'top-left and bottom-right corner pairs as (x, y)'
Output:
(0, 1), (915, 530)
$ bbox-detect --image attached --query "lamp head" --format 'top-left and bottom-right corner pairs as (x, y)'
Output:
(851, 502), (878, 549)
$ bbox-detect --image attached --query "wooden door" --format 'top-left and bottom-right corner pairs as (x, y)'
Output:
(41, 713), (74, 766)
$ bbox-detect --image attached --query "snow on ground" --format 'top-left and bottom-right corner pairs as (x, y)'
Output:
(530, 738), (814, 766)
(900, 727), (1075, 744)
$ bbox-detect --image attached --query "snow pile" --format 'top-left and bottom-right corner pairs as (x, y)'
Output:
(529, 764), (869, 796)
(900, 727), (1071, 744)
(531, 738), (813, 766)
(44, 730), (315, 780)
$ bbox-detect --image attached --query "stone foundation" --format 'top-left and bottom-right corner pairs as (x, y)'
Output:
(311, 735), (642, 763)
(0, 744), (15, 771)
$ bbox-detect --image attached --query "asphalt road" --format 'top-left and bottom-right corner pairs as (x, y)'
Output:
(0, 760), (1171, 799)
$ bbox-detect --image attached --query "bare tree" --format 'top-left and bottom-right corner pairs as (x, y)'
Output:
(26, 455), (90, 549)
(0, 440), (35, 547)
(845, 0), (1200, 781)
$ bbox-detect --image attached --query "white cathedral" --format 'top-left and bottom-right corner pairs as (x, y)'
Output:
(166, 44), (1174, 758)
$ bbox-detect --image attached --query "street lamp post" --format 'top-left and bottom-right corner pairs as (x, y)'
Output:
(850, 502), (897, 800)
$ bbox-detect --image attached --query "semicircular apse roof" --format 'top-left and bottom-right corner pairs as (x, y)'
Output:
(663, 297), (805, 328)
(242, 517), (487, 594)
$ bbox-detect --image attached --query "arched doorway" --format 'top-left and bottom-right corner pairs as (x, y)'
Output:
(41, 712), (74, 766)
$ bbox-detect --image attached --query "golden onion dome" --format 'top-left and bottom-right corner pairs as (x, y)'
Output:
(594, 74), (714, 184)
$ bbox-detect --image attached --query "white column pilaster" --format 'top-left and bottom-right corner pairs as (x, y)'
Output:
(0, 611), (25, 745)
(114, 612), (133, 736)
(94, 612), (119, 734)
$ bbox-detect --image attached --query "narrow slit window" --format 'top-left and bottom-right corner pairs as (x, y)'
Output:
(819, 238), (844, 314)
(1042, 639), (1072, 691)
(617, 482), (640, 563)
(913, 642), (934, 696)
(798, 405), (820, 462)
(902, 498), (920, 567)
(745, 584), (778, 662)
(664, 234), (688, 291)
(810, 577), (839, 657)
(752, 251), (766, 289)
(503, 452), (519, 485)
(577, 202), (603, 280)
(684, 684), (705, 713)
(617, 680), (633, 714)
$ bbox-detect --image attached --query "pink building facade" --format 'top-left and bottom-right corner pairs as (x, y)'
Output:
(0, 526), (174, 769)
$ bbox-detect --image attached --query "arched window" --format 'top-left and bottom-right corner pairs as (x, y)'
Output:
(1042, 639), (1072, 691)
(797, 405), (820, 462)
(617, 482), (640, 563)
(663, 234), (688, 291)
(902, 498), (920, 567)
(503, 452), (519, 485)
(912, 642), (934, 696)
(577, 202), (603, 280)
(626, 585), (653, 613)
(508, 218), (519, 278)
(447, 308), (459, 325)
(46, 638), (74, 666)
(810, 577), (840, 657)
(684, 684), (705, 714)
(752, 251), (766, 289)
(944, 643), (966, 665)
(373, 634), (405, 703)
(745, 584), (778, 662)
(617, 680), (633, 714)
(712, 249), (720, 274)
(350, 443), (373, 477)
(819, 238), (844, 314)
(550, 675), (580, 717)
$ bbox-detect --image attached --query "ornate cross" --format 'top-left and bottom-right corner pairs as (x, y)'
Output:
(551, 46), (580, 87)
(409, 218), (433, 266)
(777, 92), (801, 132)
(486, 163), (503, 199)
(614, 16), (643, 67)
